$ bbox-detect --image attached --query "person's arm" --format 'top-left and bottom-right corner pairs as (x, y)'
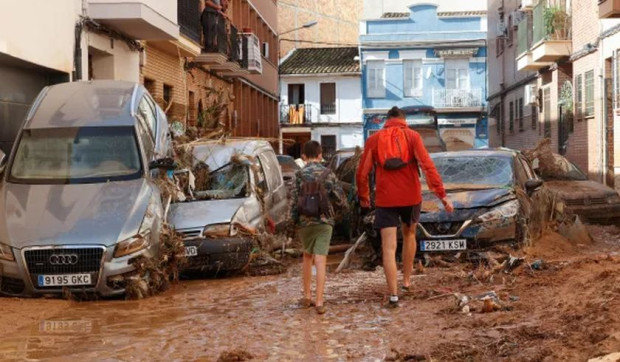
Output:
(204, 0), (222, 11)
(410, 131), (453, 212)
(355, 137), (375, 208)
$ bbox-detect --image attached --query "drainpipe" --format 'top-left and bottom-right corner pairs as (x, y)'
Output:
(600, 23), (607, 184)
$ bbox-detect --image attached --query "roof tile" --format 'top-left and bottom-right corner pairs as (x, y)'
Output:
(279, 47), (360, 75)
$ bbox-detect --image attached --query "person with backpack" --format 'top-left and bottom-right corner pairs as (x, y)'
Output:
(356, 106), (454, 308)
(291, 140), (348, 314)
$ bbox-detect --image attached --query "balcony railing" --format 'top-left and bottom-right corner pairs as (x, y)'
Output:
(517, 16), (531, 56)
(320, 104), (336, 115)
(178, 0), (201, 43)
(280, 104), (313, 125)
(533, 0), (571, 44)
(432, 89), (483, 108)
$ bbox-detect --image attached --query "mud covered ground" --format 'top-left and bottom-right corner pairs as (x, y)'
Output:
(0, 225), (619, 361)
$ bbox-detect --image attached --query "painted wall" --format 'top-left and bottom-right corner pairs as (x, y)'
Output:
(312, 125), (364, 150)
(85, 32), (141, 82)
(0, 0), (81, 74)
(364, 0), (486, 19)
(280, 75), (363, 123)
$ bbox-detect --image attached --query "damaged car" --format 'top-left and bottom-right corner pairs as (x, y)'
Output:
(363, 149), (548, 255)
(0, 80), (173, 297)
(531, 153), (620, 224)
(169, 139), (288, 273)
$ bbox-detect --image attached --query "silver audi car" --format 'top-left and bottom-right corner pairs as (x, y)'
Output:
(0, 80), (172, 297)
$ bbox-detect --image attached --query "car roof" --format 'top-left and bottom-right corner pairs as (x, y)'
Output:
(191, 138), (275, 169)
(431, 148), (518, 158)
(24, 80), (140, 129)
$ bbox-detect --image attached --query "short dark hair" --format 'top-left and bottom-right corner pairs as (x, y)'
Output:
(387, 106), (405, 120)
(302, 140), (322, 159)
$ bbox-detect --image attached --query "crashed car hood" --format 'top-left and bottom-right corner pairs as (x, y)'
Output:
(0, 179), (152, 248)
(544, 180), (618, 200)
(168, 198), (248, 230)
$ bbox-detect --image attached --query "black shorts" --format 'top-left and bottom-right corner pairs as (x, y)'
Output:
(374, 205), (421, 229)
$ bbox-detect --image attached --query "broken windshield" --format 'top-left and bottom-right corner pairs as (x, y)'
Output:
(422, 155), (513, 190)
(193, 163), (249, 200)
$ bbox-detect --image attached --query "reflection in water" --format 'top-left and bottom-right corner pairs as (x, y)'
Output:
(0, 265), (418, 361)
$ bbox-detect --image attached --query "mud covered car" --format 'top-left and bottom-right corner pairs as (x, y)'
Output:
(276, 154), (300, 191)
(169, 139), (288, 273)
(363, 149), (548, 255)
(0, 81), (173, 297)
(531, 154), (620, 224)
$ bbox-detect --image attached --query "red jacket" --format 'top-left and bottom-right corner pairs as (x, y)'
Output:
(356, 118), (447, 207)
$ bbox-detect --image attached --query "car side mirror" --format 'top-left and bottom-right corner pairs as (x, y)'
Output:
(525, 179), (543, 194)
(149, 157), (177, 170)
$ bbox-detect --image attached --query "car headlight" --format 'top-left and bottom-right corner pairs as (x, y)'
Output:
(203, 223), (237, 238)
(0, 242), (15, 262)
(114, 199), (158, 258)
(478, 200), (519, 228)
(607, 193), (620, 204)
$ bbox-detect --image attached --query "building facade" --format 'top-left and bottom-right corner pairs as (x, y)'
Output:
(488, 0), (618, 190)
(278, 0), (362, 59)
(279, 47), (362, 159)
(360, 2), (489, 150)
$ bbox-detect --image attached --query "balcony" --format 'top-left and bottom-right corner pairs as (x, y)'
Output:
(516, 14), (552, 71)
(88, 0), (179, 40)
(530, 1), (572, 63)
(432, 89), (483, 109)
(521, 0), (535, 11)
(599, 0), (620, 18)
(280, 104), (313, 125)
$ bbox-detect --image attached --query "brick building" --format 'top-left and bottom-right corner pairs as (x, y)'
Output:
(278, 0), (362, 58)
(142, 0), (279, 139)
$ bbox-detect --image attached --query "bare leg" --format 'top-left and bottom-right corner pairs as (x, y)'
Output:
(302, 252), (313, 300)
(314, 254), (327, 307)
(381, 227), (398, 297)
(401, 223), (417, 288)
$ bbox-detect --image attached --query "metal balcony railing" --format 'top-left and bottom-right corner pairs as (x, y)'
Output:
(280, 104), (313, 124)
(320, 104), (336, 115)
(432, 88), (483, 108)
(533, 0), (571, 45)
(178, 0), (201, 44)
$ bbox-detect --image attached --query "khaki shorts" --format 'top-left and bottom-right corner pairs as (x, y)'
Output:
(298, 224), (333, 256)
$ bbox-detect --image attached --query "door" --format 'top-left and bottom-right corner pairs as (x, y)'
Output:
(320, 135), (337, 161)
(605, 74), (615, 187)
(259, 150), (289, 227)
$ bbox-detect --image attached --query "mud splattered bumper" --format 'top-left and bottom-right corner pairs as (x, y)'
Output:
(567, 204), (620, 225)
(183, 237), (253, 272)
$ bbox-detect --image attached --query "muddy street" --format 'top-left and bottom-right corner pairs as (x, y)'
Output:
(1, 225), (619, 361)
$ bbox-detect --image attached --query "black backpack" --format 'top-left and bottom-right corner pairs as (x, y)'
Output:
(297, 168), (334, 218)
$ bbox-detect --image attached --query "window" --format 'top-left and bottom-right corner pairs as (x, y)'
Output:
(496, 37), (505, 57)
(531, 105), (538, 130)
(507, 15), (514, 46)
(136, 116), (155, 161)
(163, 84), (172, 105)
(320, 135), (337, 160)
(403, 60), (423, 97)
(188, 91), (196, 121)
(320, 83), (336, 115)
(496, 102), (503, 135)
(367, 60), (385, 98)
(254, 157), (268, 192)
(445, 59), (469, 90)
(259, 151), (282, 191)
(575, 74), (583, 119)
(616, 51), (620, 108)
(288, 84), (305, 105)
(509, 101), (514, 134)
(518, 97), (524, 131)
(138, 97), (157, 139)
(262, 42), (269, 58)
(144, 78), (156, 97)
(585, 70), (594, 117)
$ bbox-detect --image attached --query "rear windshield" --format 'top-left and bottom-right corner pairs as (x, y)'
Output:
(9, 126), (143, 184)
(406, 112), (435, 126)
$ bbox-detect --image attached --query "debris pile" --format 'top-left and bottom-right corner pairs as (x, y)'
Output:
(452, 291), (511, 314)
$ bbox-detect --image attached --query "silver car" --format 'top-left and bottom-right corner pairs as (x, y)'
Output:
(0, 80), (172, 297)
(169, 139), (288, 273)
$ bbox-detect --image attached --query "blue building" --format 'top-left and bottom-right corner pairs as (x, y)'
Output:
(359, 4), (488, 149)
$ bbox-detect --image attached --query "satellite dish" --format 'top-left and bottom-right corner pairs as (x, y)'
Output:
(425, 67), (433, 79)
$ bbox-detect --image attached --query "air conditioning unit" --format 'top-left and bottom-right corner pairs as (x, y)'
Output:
(521, 0), (535, 11)
(524, 84), (537, 105)
(496, 22), (507, 37)
(240, 33), (263, 74)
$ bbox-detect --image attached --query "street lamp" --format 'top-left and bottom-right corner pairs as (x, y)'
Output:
(280, 21), (318, 37)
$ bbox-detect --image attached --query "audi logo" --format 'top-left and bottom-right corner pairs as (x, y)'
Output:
(49, 254), (79, 265)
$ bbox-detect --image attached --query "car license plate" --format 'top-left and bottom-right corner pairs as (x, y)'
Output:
(184, 246), (198, 257)
(37, 274), (91, 287)
(420, 239), (467, 251)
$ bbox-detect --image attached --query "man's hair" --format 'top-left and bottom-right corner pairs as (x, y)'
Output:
(302, 140), (322, 159)
(387, 106), (406, 120)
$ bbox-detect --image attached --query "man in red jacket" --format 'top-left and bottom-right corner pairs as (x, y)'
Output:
(357, 106), (454, 308)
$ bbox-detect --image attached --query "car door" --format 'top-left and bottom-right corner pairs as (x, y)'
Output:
(258, 150), (289, 227)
